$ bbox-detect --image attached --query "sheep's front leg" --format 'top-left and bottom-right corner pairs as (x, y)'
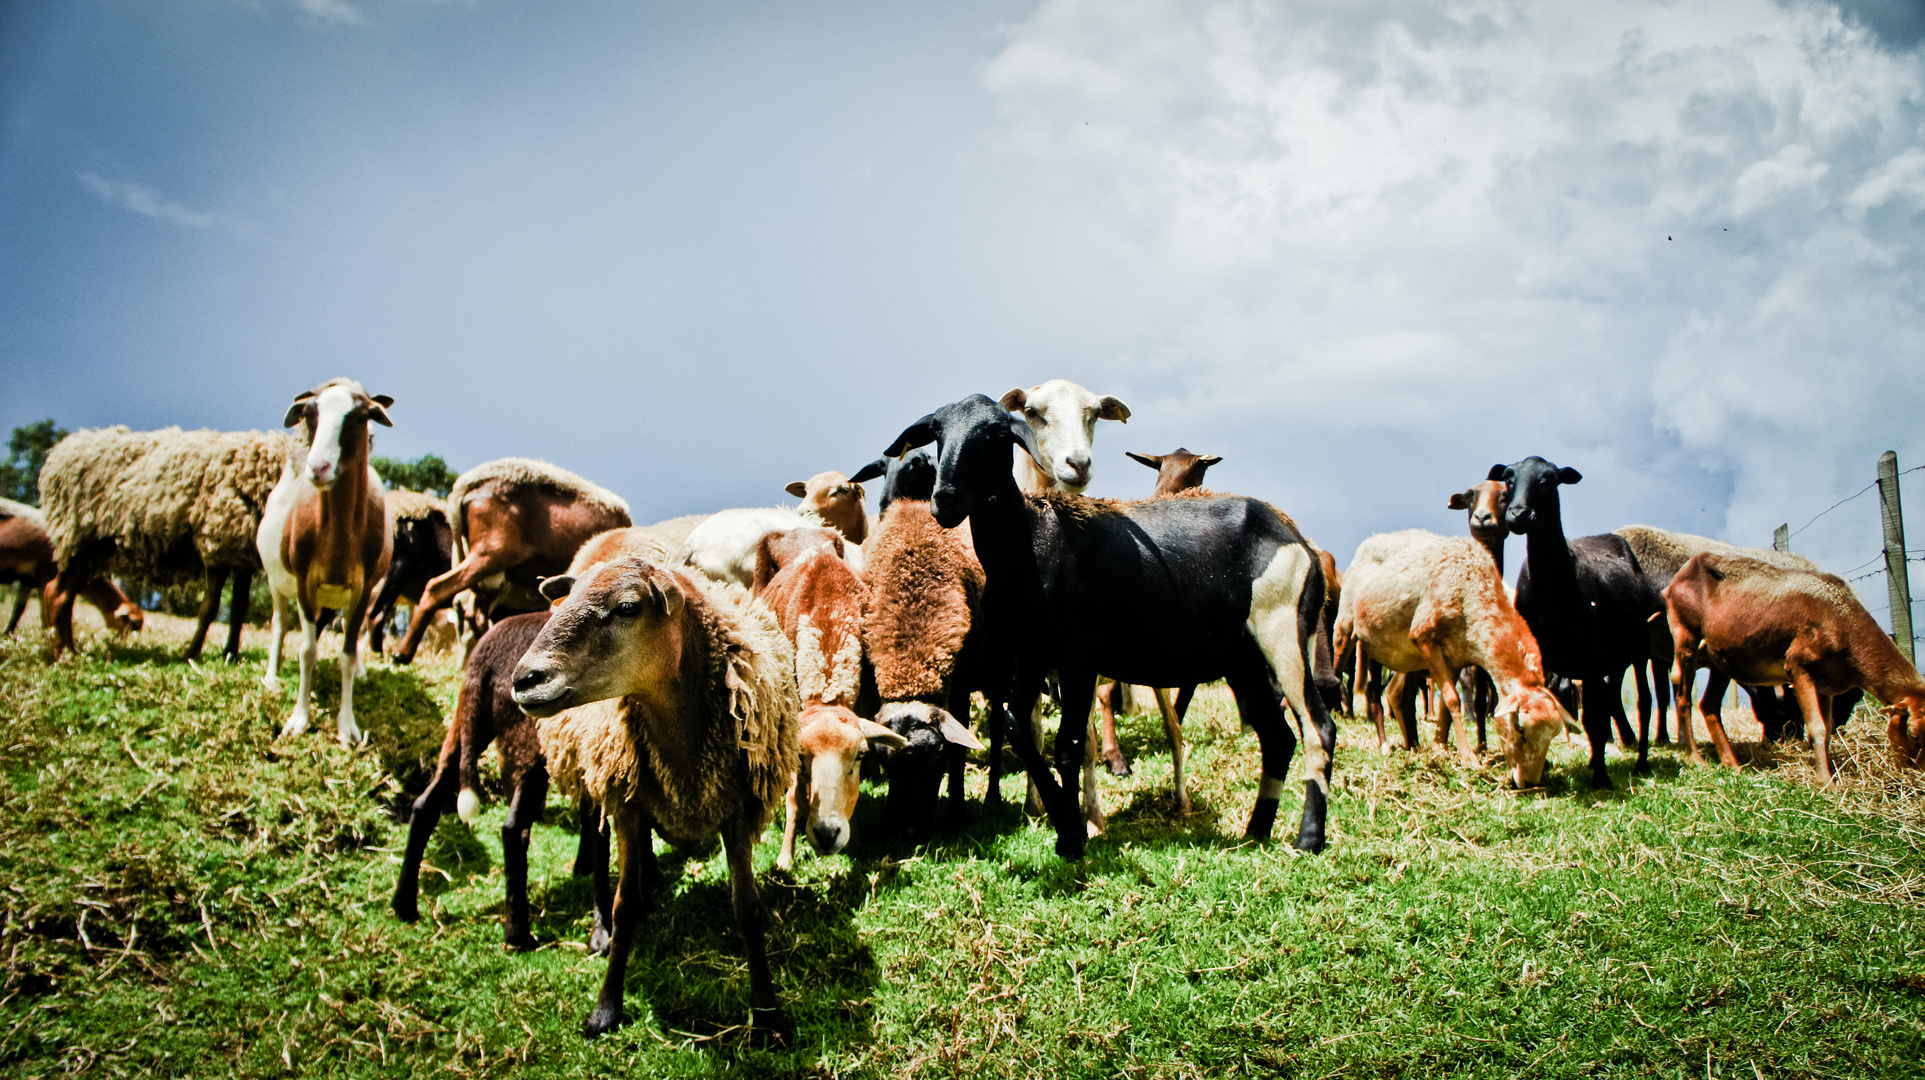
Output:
(262, 593), (287, 693)
(1053, 670), (1101, 857)
(1154, 687), (1190, 816)
(583, 809), (658, 1038)
(335, 602), (367, 748)
(1417, 645), (1474, 770)
(1788, 664), (1833, 786)
(776, 768), (804, 872)
(281, 607), (318, 737)
(724, 822), (793, 1046)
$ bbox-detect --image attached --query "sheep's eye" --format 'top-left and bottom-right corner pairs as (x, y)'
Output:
(613, 600), (643, 618)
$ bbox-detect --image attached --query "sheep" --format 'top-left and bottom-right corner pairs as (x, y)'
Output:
(1665, 552), (1918, 784)
(785, 471), (869, 547)
(748, 526), (905, 868)
(859, 497), (1005, 841)
(364, 489), (452, 655)
(881, 396), (1332, 861)
(678, 482), (868, 589)
(390, 457), (631, 663)
(40, 425), (294, 660)
(849, 448), (935, 515)
(1334, 530), (1576, 786)
(390, 610), (612, 952)
(256, 379), (394, 746)
(999, 379), (1131, 494)
(0, 497), (143, 638)
(512, 554), (801, 1043)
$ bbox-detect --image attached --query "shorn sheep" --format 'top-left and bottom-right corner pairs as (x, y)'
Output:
(884, 395), (1332, 861)
(256, 379), (394, 746)
(390, 457), (631, 663)
(1335, 530), (1575, 786)
(512, 554), (801, 1043)
(0, 497), (142, 637)
(41, 425), (294, 660)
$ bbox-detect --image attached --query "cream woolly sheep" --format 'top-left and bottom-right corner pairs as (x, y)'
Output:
(513, 555), (800, 1044)
(390, 456), (632, 663)
(40, 425), (294, 659)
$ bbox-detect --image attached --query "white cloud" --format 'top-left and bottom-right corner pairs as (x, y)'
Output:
(983, 0), (1925, 601)
(77, 172), (215, 228)
(291, 0), (364, 26)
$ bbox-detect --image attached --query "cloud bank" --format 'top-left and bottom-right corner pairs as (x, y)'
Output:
(982, 0), (1925, 590)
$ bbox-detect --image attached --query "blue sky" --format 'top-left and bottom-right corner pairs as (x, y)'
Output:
(4, 0), (1925, 626)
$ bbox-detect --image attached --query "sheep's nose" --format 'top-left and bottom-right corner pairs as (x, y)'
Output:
(809, 820), (848, 854)
(308, 459), (334, 484)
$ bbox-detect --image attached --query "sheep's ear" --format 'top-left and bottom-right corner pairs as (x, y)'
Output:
(857, 717), (909, 750)
(1126, 451), (1161, 470)
(1097, 395), (1131, 422)
(1556, 466), (1583, 485)
(647, 577), (684, 616)
(367, 397), (394, 427)
(883, 414), (940, 458)
(1487, 464), (1509, 482)
(538, 575), (574, 603)
(1196, 455), (1221, 467)
(785, 481), (809, 498)
(935, 709), (985, 750)
(1448, 492), (1471, 510)
(999, 387), (1028, 412)
(1009, 418), (1046, 470)
(283, 395), (315, 429)
(849, 458), (888, 484)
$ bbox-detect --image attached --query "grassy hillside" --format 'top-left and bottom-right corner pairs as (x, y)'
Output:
(4, 621), (1925, 1078)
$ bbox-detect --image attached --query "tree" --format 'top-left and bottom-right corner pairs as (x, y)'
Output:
(0, 419), (70, 505)
(370, 453), (457, 498)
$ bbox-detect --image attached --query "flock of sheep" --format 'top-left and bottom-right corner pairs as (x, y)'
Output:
(5, 374), (1923, 1045)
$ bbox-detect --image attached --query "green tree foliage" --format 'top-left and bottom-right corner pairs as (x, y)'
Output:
(0, 418), (70, 505)
(370, 453), (457, 498)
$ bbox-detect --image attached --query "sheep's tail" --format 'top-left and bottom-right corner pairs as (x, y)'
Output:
(455, 670), (488, 824)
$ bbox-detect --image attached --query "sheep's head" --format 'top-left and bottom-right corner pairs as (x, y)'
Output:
(1499, 684), (1573, 788)
(1448, 479), (1510, 542)
(795, 704), (906, 857)
(850, 449), (935, 514)
(786, 472), (867, 545)
(1492, 456), (1579, 537)
(999, 380), (1130, 494)
(872, 701), (983, 840)
(1126, 447), (1220, 496)
(882, 395), (1045, 530)
(109, 602), (144, 636)
(283, 378), (393, 491)
(511, 556), (686, 718)
(1887, 698), (1925, 769)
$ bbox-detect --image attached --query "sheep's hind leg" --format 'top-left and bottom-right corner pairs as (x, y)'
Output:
(1154, 687), (1190, 816)
(393, 720), (462, 923)
(223, 568), (250, 661)
(185, 565), (228, 661)
(583, 808), (658, 1038)
(1227, 664), (1295, 843)
(501, 763), (547, 951)
(724, 820), (793, 1047)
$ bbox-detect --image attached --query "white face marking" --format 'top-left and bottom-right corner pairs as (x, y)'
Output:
(304, 384), (358, 489)
(1011, 379), (1124, 494)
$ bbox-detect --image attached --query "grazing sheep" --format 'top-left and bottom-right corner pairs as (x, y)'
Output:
(256, 378), (394, 746)
(390, 611), (611, 951)
(1335, 530), (1576, 786)
(1665, 553), (1918, 784)
(0, 498), (143, 638)
(749, 526), (904, 868)
(365, 489), (452, 655)
(41, 425), (294, 660)
(390, 457), (631, 663)
(512, 556), (801, 1043)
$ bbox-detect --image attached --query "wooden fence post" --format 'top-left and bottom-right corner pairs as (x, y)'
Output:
(1878, 451), (1914, 664)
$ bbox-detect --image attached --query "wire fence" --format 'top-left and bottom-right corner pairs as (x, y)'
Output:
(1781, 462), (1922, 644)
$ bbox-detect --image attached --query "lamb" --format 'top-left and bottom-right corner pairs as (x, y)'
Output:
(511, 555), (801, 1043)
(1334, 530), (1575, 786)
(0, 498), (142, 638)
(390, 457), (631, 663)
(364, 489), (452, 655)
(40, 425), (294, 660)
(390, 611), (611, 952)
(859, 497), (1000, 840)
(1664, 553), (1922, 785)
(256, 378), (394, 746)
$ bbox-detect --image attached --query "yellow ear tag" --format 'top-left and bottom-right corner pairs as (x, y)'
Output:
(315, 583), (355, 610)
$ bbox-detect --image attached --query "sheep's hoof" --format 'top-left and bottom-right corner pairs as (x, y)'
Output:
(390, 651), (415, 667)
(504, 930), (539, 953)
(587, 924), (611, 957)
(261, 675), (282, 693)
(581, 1002), (624, 1039)
(392, 894), (419, 924)
(1102, 751), (1132, 778)
(338, 723), (367, 749)
(1631, 759), (1653, 777)
(281, 713), (310, 738)
(749, 1007), (794, 1048)
(1053, 829), (1086, 861)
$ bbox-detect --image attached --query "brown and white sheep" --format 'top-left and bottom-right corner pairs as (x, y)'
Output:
(40, 425), (294, 660)
(1335, 529), (1575, 787)
(999, 379), (1131, 494)
(390, 457), (631, 663)
(0, 497), (143, 638)
(512, 555), (800, 1044)
(749, 526), (904, 868)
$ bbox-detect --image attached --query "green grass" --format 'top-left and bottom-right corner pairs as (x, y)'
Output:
(4, 631), (1925, 1078)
